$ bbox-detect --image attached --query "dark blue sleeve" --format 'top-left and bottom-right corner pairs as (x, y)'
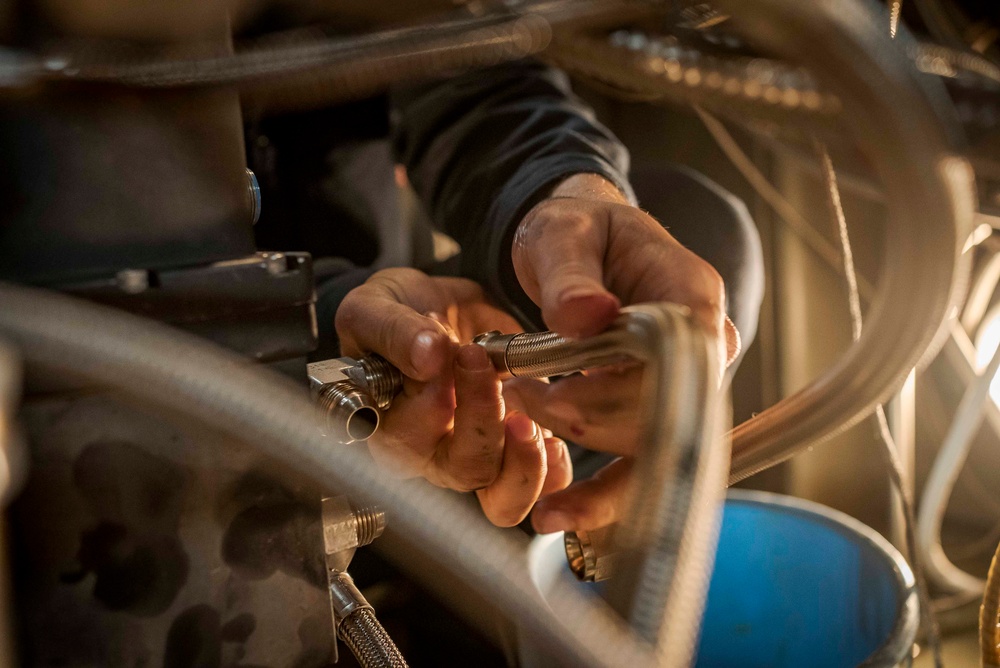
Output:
(392, 61), (634, 325)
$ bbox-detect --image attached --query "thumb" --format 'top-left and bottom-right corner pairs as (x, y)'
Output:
(335, 284), (453, 382)
(513, 202), (620, 339)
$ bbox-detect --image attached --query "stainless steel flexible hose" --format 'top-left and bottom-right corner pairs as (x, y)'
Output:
(717, 0), (973, 484)
(340, 609), (408, 668)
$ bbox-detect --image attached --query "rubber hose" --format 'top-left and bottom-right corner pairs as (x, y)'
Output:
(0, 282), (655, 668)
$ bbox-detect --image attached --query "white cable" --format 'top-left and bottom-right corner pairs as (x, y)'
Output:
(916, 337), (1000, 594)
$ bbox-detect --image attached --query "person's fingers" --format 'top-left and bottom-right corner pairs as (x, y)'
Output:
(368, 376), (455, 477)
(504, 376), (642, 455)
(336, 282), (453, 382)
(434, 345), (505, 492)
(539, 436), (573, 497)
(531, 457), (632, 534)
(476, 412), (546, 527)
(512, 199), (620, 339)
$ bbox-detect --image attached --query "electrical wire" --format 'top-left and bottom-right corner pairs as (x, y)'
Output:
(816, 142), (942, 668)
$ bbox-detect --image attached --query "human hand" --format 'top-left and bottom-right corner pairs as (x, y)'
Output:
(335, 268), (573, 527)
(504, 173), (739, 533)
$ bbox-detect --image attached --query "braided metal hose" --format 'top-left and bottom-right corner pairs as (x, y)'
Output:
(340, 609), (409, 668)
(982, 540), (1000, 668)
(545, 30), (842, 129)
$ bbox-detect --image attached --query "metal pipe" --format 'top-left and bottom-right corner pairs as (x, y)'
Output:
(719, 0), (973, 484)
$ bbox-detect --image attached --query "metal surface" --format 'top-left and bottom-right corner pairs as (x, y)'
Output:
(473, 330), (632, 379)
(246, 169), (261, 226)
(10, 392), (334, 666)
(321, 496), (388, 663)
(317, 382), (380, 443)
(64, 252), (317, 362)
(0, 86), (254, 285)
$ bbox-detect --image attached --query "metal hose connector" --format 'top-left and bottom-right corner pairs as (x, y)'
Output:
(353, 506), (387, 548)
(356, 356), (402, 411)
(329, 569), (407, 668)
(340, 608), (408, 668)
(981, 540), (1000, 668)
(473, 330), (631, 378)
(317, 381), (380, 444)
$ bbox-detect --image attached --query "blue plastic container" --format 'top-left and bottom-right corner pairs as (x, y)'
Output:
(696, 490), (917, 668)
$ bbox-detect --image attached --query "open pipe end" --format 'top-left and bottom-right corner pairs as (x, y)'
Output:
(319, 382), (381, 443)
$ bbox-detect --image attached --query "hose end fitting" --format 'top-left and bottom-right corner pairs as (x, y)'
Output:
(308, 356), (403, 443)
(317, 381), (379, 443)
(473, 331), (515, 376)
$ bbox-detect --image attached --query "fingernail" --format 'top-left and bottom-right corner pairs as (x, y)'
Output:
(411, 331), (441, 378)
(506, 411), (538, 442)
(457, 343), (490, 371)
(533, 508), (574, 534)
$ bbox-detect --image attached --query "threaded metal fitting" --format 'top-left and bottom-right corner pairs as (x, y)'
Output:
(317, 381), (380, 443)
(354, 355), (403, 410)
(352, 505), (386, 548)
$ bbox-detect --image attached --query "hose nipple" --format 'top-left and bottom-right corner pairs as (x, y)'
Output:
(473, 331), (515, 376)
(352, 505), (386, 547)
(355, 355), (402, 410)
(317, 381), (379, 443)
